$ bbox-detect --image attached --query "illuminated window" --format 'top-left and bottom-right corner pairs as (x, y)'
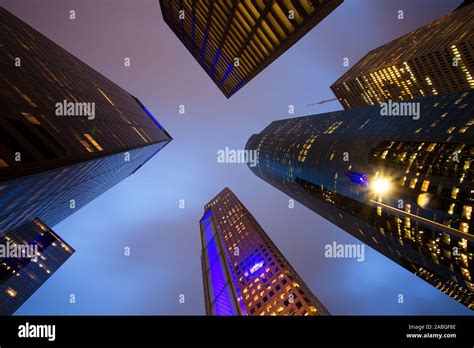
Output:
(83, 134), (103, 151)
(463, 206), (472, 220)
(6, 287), (17, 297)
(426, 143), (436, 152)
(73, 133), (94, 153)
(448, 203), (455, 215)
(421, 180), (430, 192)
(21, 112), (41, 125)
(10, 84), (37, 107)
(97, 87), (115, 106)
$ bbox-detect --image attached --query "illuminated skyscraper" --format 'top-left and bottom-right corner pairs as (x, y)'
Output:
(0, 219), (74, 315)
(200, 187), (329, 316)
(330, 3), (474, 109)
(0, 8), (172, 236)
(246, 90), (474, 309)
(160, 0), (342, 98)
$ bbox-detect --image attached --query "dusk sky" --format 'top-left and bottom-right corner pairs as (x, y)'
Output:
(3, 0), (472, 315)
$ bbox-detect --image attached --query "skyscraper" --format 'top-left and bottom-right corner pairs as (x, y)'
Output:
(0, 8), (172, 236)
(0, 8), (171, 313)
(160, 0), (342, 98)
(246, 91), (474, 309)
(0, 219), (74, 315)
(330, 3), (474, 109)
(200, 187), (329, 316)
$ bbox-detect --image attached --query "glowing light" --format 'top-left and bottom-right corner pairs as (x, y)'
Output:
(6, 287), (17, 297)
(346, 171), (369, 187)
(417, 193), (432, 208)
(249, 261), (265, 275)
(371, 178), (391, 195)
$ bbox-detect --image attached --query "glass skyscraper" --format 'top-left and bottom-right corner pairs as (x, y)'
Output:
(330, 3), (474, 109)
(0, 219), (74, 315)
(160, 0), (342, 97)
(0, 8), (172, 235)
(0, 8), (171, 312)
(200, 187), (329, 315)
(246, 91), (474, 309)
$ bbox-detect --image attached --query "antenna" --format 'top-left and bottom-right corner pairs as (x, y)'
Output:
(307, 97), (338, 107)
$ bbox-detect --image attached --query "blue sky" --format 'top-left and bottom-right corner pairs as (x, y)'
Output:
(4, 0), (472, 315)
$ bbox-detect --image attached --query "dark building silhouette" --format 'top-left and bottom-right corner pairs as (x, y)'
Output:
(331, 3), (474, 109)
(160, 0), (342, 97)
(246, 91), (474, 309)
(200, 187), (329, 315)
(0, 8), (171, 235)
(0, 219), (74, 315)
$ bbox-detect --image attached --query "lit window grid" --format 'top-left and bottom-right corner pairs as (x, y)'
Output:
(0, 219), (74, 315)
(330, 4), (474, 109)
(160, 0), (342, 97)
(245, 90), (474, 309)
(201, 188), (329, 315)
(1, 8), (171, 174)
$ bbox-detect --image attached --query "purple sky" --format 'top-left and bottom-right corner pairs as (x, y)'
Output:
(3, 0), (472, 315)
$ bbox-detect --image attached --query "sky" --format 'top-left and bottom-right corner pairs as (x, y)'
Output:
(3, 0), (473, 315)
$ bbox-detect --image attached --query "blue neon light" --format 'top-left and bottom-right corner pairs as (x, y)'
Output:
(249, 261), (265, 274)
(220, 63), (234, 84)
(141, 105), (164, 131)
(201, 210), (240, 315)
(210, 48), (221, 77)
(345, 171), (369, 187)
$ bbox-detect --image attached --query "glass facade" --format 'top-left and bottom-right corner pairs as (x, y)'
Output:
(200, 187), (329, 316)
(0, 8), (172, 313)
(0, 219), (74, 315)
(160, 0), (342, 97)
(0, 8), (172, 235)
(330, 3), (474, 109)
(0, 144), (166, 235)
(246, 90), (474, 309)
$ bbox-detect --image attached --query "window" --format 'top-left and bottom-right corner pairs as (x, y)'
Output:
(6, 287), (17, 297)
(421, 180), (430, 192)
(84, 133), (103, 151)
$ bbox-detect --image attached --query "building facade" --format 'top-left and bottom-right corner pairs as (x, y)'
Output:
(330, 3), (474, 109)
(0, 8), (171, 313)
(160, 0), (342, 97)
(0, 219), (74, 315)
(246, 91), (474, 309)
(200, 187), (329, 315)
(0, 8), (172, 236)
